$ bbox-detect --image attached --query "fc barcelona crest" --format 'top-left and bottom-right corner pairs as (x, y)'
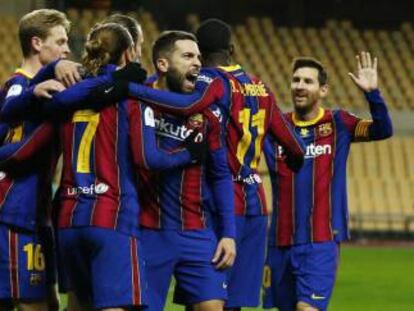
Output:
(188, 114), (204, 128)
(318, 122), (332, 137)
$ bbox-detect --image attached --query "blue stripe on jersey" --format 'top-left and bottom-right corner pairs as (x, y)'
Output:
(293, 149), (314, 244)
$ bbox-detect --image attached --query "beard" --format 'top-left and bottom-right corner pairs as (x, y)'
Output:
(165, 66), (186, 93)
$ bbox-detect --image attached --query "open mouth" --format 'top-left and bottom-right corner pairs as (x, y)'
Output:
(183, 72), (199, 90)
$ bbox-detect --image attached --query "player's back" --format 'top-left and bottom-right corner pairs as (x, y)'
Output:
(205, 65), (277, 216)
(58, 97), (143, 237)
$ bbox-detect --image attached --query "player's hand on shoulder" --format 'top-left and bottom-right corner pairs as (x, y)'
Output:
(348, 51), (378, 92)
(212, 237), (236, 269)
(184, 129), (208, 164)
(55, 60), (82, 87)
(112, 62), (147, 84)
(34, 79), (66, 99)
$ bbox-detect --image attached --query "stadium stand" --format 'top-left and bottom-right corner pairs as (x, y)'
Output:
(0, 7), (413, 237)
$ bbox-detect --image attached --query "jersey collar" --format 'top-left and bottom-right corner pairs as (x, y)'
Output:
(292, 107), (325, 127)
(218, 64), (242, 72)
(15, 68), (33, 79)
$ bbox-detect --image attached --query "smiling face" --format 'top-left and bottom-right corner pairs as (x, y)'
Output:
(157, 39), (201, 93)
(291, 67), (328, 115)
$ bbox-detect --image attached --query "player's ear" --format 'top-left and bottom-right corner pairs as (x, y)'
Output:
(156, 58), (169, 73)
(320, 83), (329, 98)
(31, 36), (43, 53)
(124, 47), (134, 63)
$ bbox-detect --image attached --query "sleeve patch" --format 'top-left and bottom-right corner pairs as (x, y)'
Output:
(6, 84), (23, 98)
(196, 74), (213, 84)
(144, 106), (155, 127)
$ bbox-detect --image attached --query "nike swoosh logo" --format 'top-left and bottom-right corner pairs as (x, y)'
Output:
(311, 293), (326, 300)
(104, 86), (114, 94)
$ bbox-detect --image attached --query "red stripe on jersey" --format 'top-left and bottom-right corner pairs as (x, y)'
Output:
(312, 113), (335, 242)
(0, 177), (14, 206)
(9, 230), (19, 298)
(277, 162), (295, 246)
(139, 170), (162, 229)
(127, 100), (148, 169)
(257, 183), (268, 214)
(180, 166), (204, 229)
(130, 237), (141, 305)
(91, 106), (121, 229)
(59, 121), (78, 227)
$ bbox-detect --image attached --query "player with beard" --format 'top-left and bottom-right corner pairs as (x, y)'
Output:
(98, 19), (305, 311)
(262, 54), (392, 311)
(138, 30), (236, 311)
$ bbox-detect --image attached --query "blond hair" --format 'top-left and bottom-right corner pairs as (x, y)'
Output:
(18, 9), (71, 57)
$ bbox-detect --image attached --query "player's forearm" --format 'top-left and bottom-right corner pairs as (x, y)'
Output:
(365, 89), (393, 140)
(30, 59), (60, 85)
(209, 148), (236, 239)
(270, 107), (305, 171)
(128, 78), (223, 116)
(144, 147), (192, 170)
(0, 122), (54, 167)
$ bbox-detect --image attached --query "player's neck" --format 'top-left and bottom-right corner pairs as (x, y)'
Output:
(294, 105), (322, 122)
(20, 56), (43, 77)
(203, 53), (231, 67)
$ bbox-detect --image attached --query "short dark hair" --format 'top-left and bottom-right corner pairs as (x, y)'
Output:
(196, 18), (232, 55)
(292, 57), (328, 85)
(152, 30), (197, 68)
(103, 14), (142, 44)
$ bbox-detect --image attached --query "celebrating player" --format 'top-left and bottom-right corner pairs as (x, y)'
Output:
(0, 9), (73, 311)
(103, 19), (305, 310)
(262, 53), (393, 311)
(53, 23), (204, 311)
(138, 30), (236, 311)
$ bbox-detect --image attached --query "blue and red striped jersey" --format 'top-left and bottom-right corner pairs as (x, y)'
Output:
(139, 79), (235, 238)
(264, 90), (393, 246)
(0, 69), (58, 231)
(57, 65), (193, 238)
(129, 65), (304, 216)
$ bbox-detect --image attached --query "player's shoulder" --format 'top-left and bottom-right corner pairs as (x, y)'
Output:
(198, 68), (223, 84)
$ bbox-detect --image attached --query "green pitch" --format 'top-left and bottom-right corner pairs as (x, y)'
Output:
(59, 245), (414, 310)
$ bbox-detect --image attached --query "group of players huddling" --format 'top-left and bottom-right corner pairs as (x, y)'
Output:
(0, 8), (392, 311)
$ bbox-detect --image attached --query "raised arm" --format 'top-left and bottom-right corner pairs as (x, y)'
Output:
(346, 51), (393, 141)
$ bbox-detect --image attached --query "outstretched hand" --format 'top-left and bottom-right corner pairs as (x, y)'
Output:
(348, 51), (378, 92)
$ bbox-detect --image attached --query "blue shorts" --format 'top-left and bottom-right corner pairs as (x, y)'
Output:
(58, 227), (148, 309)
(141, 228), (226, 311)
(263, 241), (340, 311)
(225, 215), (268, 308)
(0, 223), (47, 301)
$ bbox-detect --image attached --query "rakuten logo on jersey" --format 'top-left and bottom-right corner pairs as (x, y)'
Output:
(278, 143), (332, 159)
(154, 117), (203, 142)
(67, 183), (109, 196)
